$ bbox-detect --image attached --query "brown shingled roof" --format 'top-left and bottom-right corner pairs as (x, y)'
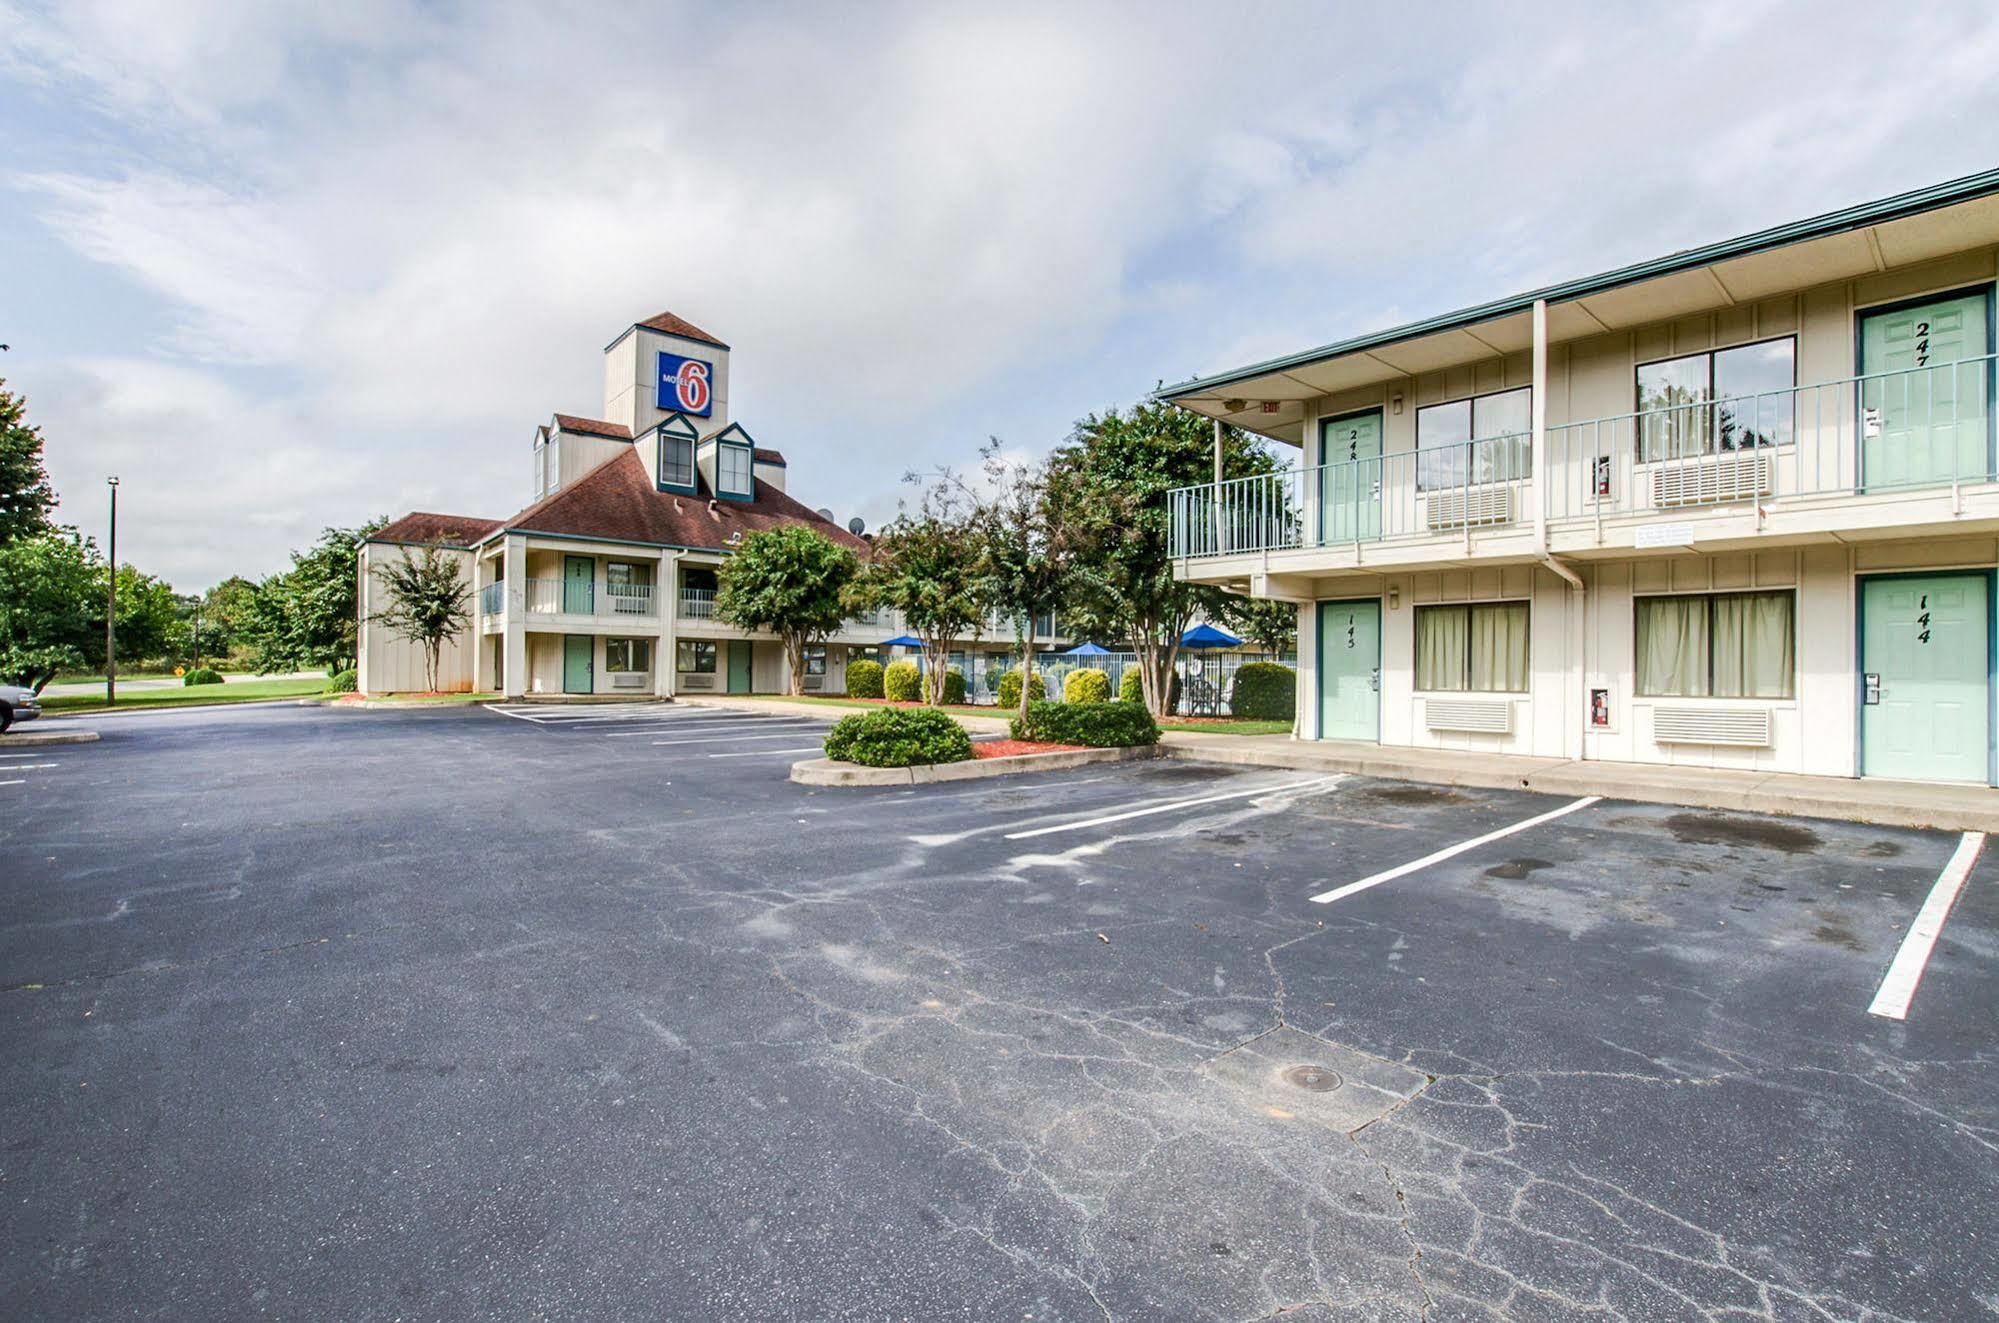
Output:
(634, 310), (729, 350)
(753, 447), (786, 465)
(497, 448), (862, 552)
(552, 413), (633, 439)
(371, 512), (503, 547)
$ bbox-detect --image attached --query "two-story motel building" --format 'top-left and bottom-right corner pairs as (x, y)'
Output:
(357, 312), (1068, 699)
(1161, 169), (1999, 787)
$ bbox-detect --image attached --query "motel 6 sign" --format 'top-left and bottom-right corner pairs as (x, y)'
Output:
(656, 352), (714, 417)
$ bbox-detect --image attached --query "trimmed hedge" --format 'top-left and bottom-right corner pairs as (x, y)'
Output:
(941, 670), (967, 705)
(995, 669), (1047, 709)
(325, 668), (358, 694)
(824, 707), (973, 767)
(1063, 668), (1111, 704)
(183, 667), (224, 686)
(1011, 699), (1160, 748)
(845, 659), (884, 699)
(1229, 662), (1296, 721)
(883, 660), (921, 703)
(1118, 666), (1181, 712)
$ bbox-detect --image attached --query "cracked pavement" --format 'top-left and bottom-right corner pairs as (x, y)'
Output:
(1, 703), (1993, 1320)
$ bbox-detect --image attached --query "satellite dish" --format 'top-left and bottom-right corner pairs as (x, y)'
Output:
(816, 507), (835, 520)
(847, 516), (866, 536)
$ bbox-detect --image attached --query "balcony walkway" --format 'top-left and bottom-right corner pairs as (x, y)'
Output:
(1162, 733), (1999, 834)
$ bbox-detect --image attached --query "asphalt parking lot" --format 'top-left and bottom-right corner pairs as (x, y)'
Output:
(1, 701), (1993, 1321)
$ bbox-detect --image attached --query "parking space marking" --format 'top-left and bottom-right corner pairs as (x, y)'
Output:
(705, 747), (822, 759)
(0, 779), (22, 786)
(0, 762), (57, 769)
(652, 731), (826, 747)
(604, 717), (818, 738)
(1868, 830), (1985, 1021)
(1309, 794), (1602, 904)
(1003, 775), (1342, 841)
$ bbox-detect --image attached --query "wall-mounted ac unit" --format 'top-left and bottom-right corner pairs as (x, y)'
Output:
(1652, 452), (1770, 507)
(681, 673), (716, 690)
(803, 674), (824, 691)
(1651, 705), (1771, 746)
(611, 673), (647, 690)
(1424, 698), (1513, 733)
(1426, 487), (1514, 530)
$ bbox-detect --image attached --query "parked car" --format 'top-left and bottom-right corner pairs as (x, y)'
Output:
(0, 684), (43, 733)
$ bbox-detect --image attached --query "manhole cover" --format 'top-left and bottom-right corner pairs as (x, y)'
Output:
(1282, 1064), (1343, 1092)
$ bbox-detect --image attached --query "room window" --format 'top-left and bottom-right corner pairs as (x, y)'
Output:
(677, 640), (717, 673)
(1637, 338), (1795, 462)
(804, 645), (827, 676)
(1414, 602), (1530, 692)
(606, 561), (652, 613)
(659, 431), (695, 489)
(606, 639), (651, 673)
(718, 443), (752, 497)
(1635, 591), (1794, 699)
(1415, 387), (1531, 491)
(533, 438), (561, 498)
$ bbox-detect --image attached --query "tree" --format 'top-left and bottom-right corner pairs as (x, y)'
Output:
(1214, 595), (1299, 655)
(369, 545), (473, 693)
(857, 477), (990, 705)
(714, 525), (859, 695)
(86, 563), (180, 669)
(1049, 402), (1276, 718)
(0, 381), (57, 545)
(200, 576), (259, 660)
(968, 440), (1077, 723)
(0, 531), (98, 691)
(242, 519), (386, 673)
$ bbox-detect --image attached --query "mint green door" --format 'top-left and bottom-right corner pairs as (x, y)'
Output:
(563, 555), (594, 613)
(727, 641), (753, 694)
(1319, 411), (1383, 545)
(1317, 599), (1381, 741)
(1861, 574), (1990, 783)
(562, 635), (593, 694)
(1860, 291), (1991, 490)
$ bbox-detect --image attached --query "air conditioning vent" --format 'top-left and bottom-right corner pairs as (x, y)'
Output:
(611, 673), (647, 690)
(1651, 452), (1770, 507)
(1424, 698), (1513, 733)
(1426, 487), (1514, 530)
(681, 673), (716, 690)
(803, 674), (824, 691)
(1652, 705), (1771, 746)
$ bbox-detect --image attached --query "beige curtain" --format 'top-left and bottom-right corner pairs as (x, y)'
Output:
(1712, 592), (1794, 698)
(1415, 606), (1468, 691)
(1636, 597), (1709, 696)
(1469, 603), (1530, 692)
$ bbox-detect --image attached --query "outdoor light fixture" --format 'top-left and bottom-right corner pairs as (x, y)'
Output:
(1390, 392), (1405, 415)
(1222, 398), (1247, 413)
(1387, 586), (1401, 610)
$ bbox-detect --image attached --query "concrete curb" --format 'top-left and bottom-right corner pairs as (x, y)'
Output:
(0, 728), (101, 746)
(792, 744), (1163, 787)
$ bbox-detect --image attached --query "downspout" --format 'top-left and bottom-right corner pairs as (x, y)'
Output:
(1532, 297), (1588, 761)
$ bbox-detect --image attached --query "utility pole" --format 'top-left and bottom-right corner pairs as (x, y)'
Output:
(106, 476), (119, 705)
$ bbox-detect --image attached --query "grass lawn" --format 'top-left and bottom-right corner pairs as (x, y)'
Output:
(39, 677), (336, 714)
(1157, 718), (1292, 736)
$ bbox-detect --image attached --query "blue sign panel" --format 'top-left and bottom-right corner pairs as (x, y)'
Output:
(656, 352), (715, 417)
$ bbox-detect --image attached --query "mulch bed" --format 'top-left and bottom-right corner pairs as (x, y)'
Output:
(972, 739), (1081, 759)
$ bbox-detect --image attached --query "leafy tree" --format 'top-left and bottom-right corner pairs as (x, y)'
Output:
(1049, 402), (1276, 717)
(1214, 595), (1299, 655)
(856, 477), (990, 705)
(0, 531), (98, 691)
(243, 519), (386, 673)
(714, 525), (859, 695)
(968, 439), (1077, 723)
(200, 575), (259, 659)
(369, 545), (473, 693)
(0, 381), (56, 545)
(87, 563), (180, 668)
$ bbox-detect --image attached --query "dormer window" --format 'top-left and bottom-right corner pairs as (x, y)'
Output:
(655, 414), (700, 494)
(718, 442), (752, 499)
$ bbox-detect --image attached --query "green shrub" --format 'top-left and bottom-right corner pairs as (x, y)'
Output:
(1063, 668), (1112, 704)
(1229, 662), (1296, 721)
(995, 669), (1047, 709)
(941, 670), (967, 705)
(325, 668), (359, 694)
(183, 667), (224, 686)
(1118, 667), (1181, 712)
(1011, 699), (1160, 748)
(845, 659), (884, 699)
(824, 707), (973, 767)
(883, 660), (921, 703)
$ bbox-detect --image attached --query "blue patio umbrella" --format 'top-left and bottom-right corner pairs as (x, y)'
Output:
(881, 635), (924, 648)
(1179, 623), (1242, 649)
(1060, 641), (1112, 656)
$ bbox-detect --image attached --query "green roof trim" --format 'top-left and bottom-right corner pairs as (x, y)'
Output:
(1157, 166), (1999, 402)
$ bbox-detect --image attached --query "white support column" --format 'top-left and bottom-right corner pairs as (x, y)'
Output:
(657, 549), (680, 698)
(502, 534), (528, 698)
(471, 549), (490, 694)
(1531, 297), (1549, 553)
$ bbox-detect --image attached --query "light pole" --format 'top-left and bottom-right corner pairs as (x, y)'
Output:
(106, 477), (119, 705)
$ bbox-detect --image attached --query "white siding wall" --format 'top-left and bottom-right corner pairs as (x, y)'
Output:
(356, 543), (477, 695)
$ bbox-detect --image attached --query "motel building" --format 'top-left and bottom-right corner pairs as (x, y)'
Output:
(1160, 168), (1999, 788)
(357, 311), (1067, 698)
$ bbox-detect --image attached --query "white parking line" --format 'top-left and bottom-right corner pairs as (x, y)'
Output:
(0, 779), (22, 786)
(0, 762), (57, 770)
(1310, 795), (1602, 904)
(705, 746), (822, 758)
(1003, 775), (1342, 841)
(1868, 830), (1985, 1021)
(652, 731), (827, 747)
(607, 718), (819, 738)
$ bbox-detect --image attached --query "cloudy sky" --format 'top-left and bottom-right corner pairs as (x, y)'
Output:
(5, 1), (1998, 588)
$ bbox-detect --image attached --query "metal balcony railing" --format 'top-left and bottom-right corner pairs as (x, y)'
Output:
(679, 588), (717, 619)
(1167, 353), (1999, 558)
(604, 583), (655, 616)
(479, 581), (504, 616)
(525, 578), (593, 613)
